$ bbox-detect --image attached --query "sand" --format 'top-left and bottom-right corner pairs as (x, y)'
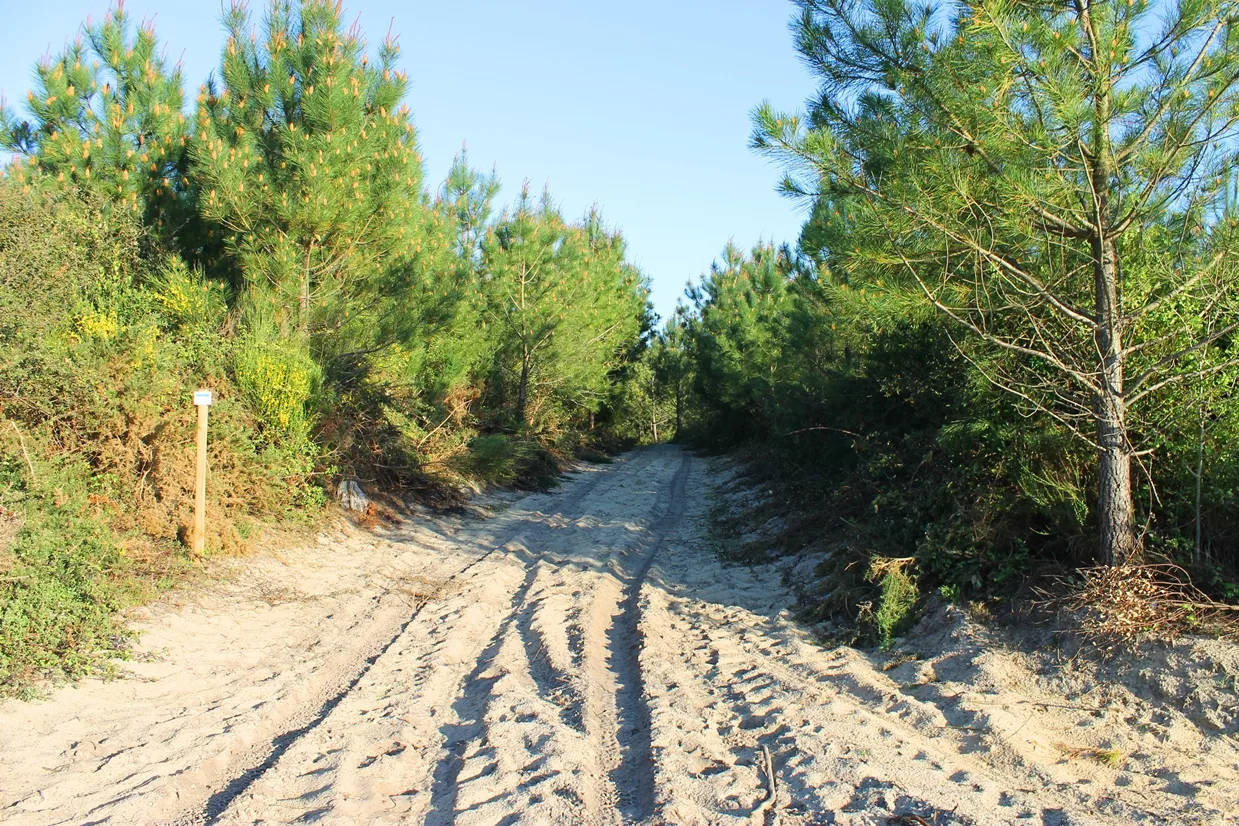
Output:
(1, 445), (1236, 825)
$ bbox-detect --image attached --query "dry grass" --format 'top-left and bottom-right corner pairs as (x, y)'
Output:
(1054, 742), (1125, 768)
(1065, 562), (1239, 642)
(881, 651), (921, 671)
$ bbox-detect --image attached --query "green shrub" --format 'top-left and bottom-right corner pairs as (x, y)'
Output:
(0, 2), (655, 696)
(233, 337), (321, 446)
(868, 559), (919, 650)
(0, 181), (326, 694)
(454, 434), (561, 490)
(150, 255), (229, 372)
(0, 444), (149, 692)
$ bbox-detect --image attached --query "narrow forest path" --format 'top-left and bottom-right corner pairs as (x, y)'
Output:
(1, 446), (1234, 825)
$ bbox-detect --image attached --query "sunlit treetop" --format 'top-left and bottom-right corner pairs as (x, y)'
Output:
(0, 2), (189, 230)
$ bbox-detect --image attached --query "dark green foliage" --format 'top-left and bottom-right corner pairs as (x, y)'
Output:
(753, 0), (1239, 566)
(478, 189), (648, 435)
(192, 0), (426, 341)
(602, 356), (676, 447)
(452, 435), (561, 491)
(677, 240), (1100, 629)
(685, 242), (796, 443)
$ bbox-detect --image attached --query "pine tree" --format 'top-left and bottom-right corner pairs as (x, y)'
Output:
(385, 156), (500, 424)
(0, 4), (189, 232)
(755, 0), (1239, 565)
(396, 148), (501, 407)
(655, 305), (694, 436)
(685, 241), (795, 437)
(192, 0), (424, 353)
(442, 147), (500, 267)
(480, 188), (645, 430)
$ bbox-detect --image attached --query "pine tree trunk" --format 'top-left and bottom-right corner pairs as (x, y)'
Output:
(516, 348), (530, 427)
(298, 279), (311, 334)
(675, 382), (683, 435)
(1093, 233), (1137, 566)
(1088, 63), (1137, 568)
(650, 374), (659, 442)
(1097, 420), (1136, 566)
(299, 244), (313, 334)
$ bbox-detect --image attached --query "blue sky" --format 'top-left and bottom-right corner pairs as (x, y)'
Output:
(0, 0), (817, 319)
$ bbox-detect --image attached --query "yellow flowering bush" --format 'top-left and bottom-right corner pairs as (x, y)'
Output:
(75, 310), (119, 341)
(155, 281), (195, 320)
(234, 340), (320, 440)
(128, 325), (160, 369)
(152, 256), (222, 330)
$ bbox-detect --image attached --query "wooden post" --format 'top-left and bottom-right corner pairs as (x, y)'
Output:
(192, 389), (213, 556)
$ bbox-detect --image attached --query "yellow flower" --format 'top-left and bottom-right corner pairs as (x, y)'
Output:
(76, 311), (119, 341)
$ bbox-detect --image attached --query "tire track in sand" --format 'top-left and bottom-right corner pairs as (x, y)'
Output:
(403, 449), (668, 825)
(413, 446), (688, 826)
(6, 448), (1236, 826)
(588, 450), (692, 822)
(177, 454), (635, 826)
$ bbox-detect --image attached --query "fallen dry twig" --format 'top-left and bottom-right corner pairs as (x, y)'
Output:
(750, 744), (779, 825)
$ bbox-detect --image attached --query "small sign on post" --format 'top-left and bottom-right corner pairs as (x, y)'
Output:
(193, 389), (213, 556)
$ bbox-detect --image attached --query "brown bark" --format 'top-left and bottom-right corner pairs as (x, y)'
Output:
(516, 347), (530, 427)
(1088, 54), (1138, 565)
(298, 283), (310, 333)
(1093, 231), (1137, 565)
(299, 240), (313, 334)
(1096, 400), (1136, 565)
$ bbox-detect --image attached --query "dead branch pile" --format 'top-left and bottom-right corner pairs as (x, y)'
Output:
(1066, 563), (1239, 641)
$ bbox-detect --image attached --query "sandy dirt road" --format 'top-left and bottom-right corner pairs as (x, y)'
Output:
(1, 446), (1235, 825)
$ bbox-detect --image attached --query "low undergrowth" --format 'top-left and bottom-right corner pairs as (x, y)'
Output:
(452, 434), (563, 491)
(865, 557), (919, 650)
(0, 184), (612, 698)
(707, 443), (1239, 652)
(0, 185), (324, 695)
(1062, 562), (1239, 644)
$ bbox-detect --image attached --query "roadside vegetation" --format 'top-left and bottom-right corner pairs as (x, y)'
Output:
(0, 2), (661, 695)
(671, 0), (1239, 646)
(7, 0), (1239, 693)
